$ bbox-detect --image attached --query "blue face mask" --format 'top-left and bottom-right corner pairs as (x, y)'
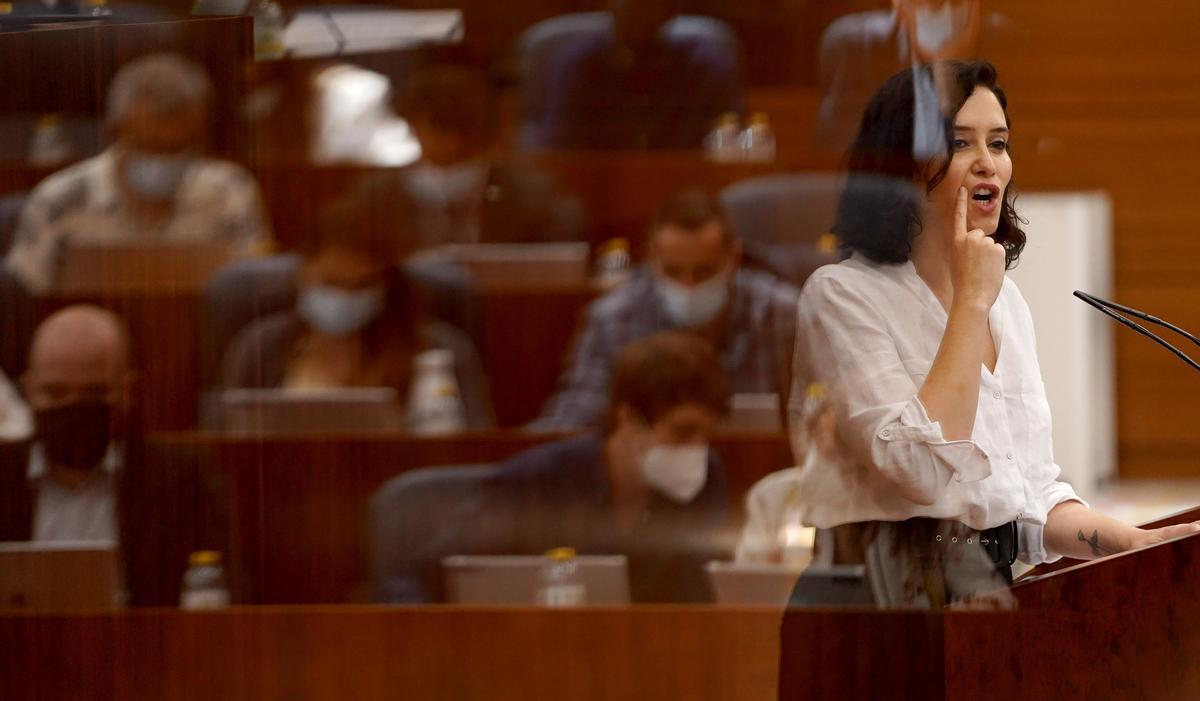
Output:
(297, 284), (385, 337)
(654, 268), (731, 328)
(123, 151), (193, 201)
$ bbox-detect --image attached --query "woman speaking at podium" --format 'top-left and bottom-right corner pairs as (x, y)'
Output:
(791, 60), (1199, 606)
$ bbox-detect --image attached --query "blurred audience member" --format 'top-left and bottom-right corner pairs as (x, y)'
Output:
(0, 305), (224, 605)
(815, 0), (1018, 154)
(0, 368), (31, 441)
(384, 64), (586, 250)
(519, 0), (744, 150)
(219, 185), (494, 429)
(384, 331), (732, 603)
(5, 53), (270, 293)
(16, 306), (134, 543)
(533, 189), (797, 431)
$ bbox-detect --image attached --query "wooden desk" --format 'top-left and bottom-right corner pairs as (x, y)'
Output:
(146, 430), (794, 604)
(0, 605), (783, 701)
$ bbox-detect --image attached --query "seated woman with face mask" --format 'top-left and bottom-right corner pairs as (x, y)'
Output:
(218, 188), (494, 431)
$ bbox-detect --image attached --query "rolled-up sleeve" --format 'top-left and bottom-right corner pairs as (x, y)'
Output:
(798, 274), (992, 506)
(1017, 471), (1089, 565)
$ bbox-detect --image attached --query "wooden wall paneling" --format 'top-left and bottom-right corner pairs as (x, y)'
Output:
(0, 16), (253, 165)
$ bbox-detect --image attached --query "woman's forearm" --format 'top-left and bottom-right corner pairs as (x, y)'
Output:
(1044, 500), (1144, 560)
(916, 299), (991, 441)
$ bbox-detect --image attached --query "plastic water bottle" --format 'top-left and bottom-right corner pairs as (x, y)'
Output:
(537, 547), (586, 607)
(594, 238), (631, 289)
(739, 112), (776, 163)
(180, 551), (230, 610)
(703, 112), (742, 162)
(407, 349), (467, 435)
(28, 114), (73, 169)
(252, 0), (287, 60)
(84, 0), (111, 16)
(84, 0), (111, 15)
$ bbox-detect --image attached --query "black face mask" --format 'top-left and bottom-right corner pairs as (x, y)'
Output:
(34, 402), (114, 470)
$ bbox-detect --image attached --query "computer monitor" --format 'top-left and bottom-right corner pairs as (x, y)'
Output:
(220, 387), (404, 434)
(705, 561), (802, 606)
(0, 542), (121, 611)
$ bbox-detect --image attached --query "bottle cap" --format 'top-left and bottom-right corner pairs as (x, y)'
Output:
(598, 238), (629, 255)
(749, 112), (770, 125)
(189, 550), (221, 567)
(717, 112), (739, 127)
(34, 113), (62, 128)
(545, 547), (577, 561)
(0, 3), (14, 15)
(816, 232), (839, 254)
(85, 0), (107, 6)
(806, 382), (826, 401)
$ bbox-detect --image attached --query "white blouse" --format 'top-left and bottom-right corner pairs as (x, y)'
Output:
(790, 254), (1084, 565)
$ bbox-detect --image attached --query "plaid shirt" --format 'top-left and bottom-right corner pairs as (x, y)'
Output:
(532, 266), (800, 431)
(5, 147), (270, 292)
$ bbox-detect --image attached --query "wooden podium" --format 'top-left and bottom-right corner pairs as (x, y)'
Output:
(778, 506), (1200, 700)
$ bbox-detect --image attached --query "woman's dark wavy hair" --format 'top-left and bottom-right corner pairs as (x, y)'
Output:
(833, 60), (1026, 269)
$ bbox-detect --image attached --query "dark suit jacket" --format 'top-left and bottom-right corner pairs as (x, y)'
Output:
(0, 437), (227, 606)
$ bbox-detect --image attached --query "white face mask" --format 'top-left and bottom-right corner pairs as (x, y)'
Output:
(407, 160), (488, 206)
(640, 444), (709, 504)
(297, 284), (385, 337)
(655, 268), (731, 328)
(123, 151), (192, 201)
(912, 1), (970, 54)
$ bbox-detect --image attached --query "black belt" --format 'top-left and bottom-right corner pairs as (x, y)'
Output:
(980, 521), (1018, 584)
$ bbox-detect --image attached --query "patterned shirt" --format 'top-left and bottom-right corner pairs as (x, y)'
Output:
(5, 147), (270, 292)
(533, 266), (800, 430)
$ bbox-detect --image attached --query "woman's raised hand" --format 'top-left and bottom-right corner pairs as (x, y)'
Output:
(950, 187), (1006, 311)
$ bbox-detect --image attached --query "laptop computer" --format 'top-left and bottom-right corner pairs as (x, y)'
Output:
(411, 242), (591, 286)
(705, 561), (803, 606)
(220, 387), (404, 434)
(0, 542), (121, 611)
(441, 554), (630, 605)
(722, 393), (783, 430)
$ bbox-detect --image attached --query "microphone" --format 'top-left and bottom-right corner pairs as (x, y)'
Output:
(1073, 290), (1200, 373)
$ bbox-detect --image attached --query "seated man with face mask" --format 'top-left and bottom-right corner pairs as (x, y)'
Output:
(381, 331), (731, 603)
(5, 53), (270, 293)
(0, 306), (223, 604)
(532, 188), (799, 431)
(218, 185), (494, 430)
(382, 62), (587, 250)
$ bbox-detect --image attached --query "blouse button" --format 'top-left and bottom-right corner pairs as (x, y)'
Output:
(993, 390), (1002, 399)
(881, 429), (891, 437)
(1006, 451), (1014, 460)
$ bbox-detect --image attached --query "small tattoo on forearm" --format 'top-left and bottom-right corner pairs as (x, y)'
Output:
(1077, 529), (1112, 557)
